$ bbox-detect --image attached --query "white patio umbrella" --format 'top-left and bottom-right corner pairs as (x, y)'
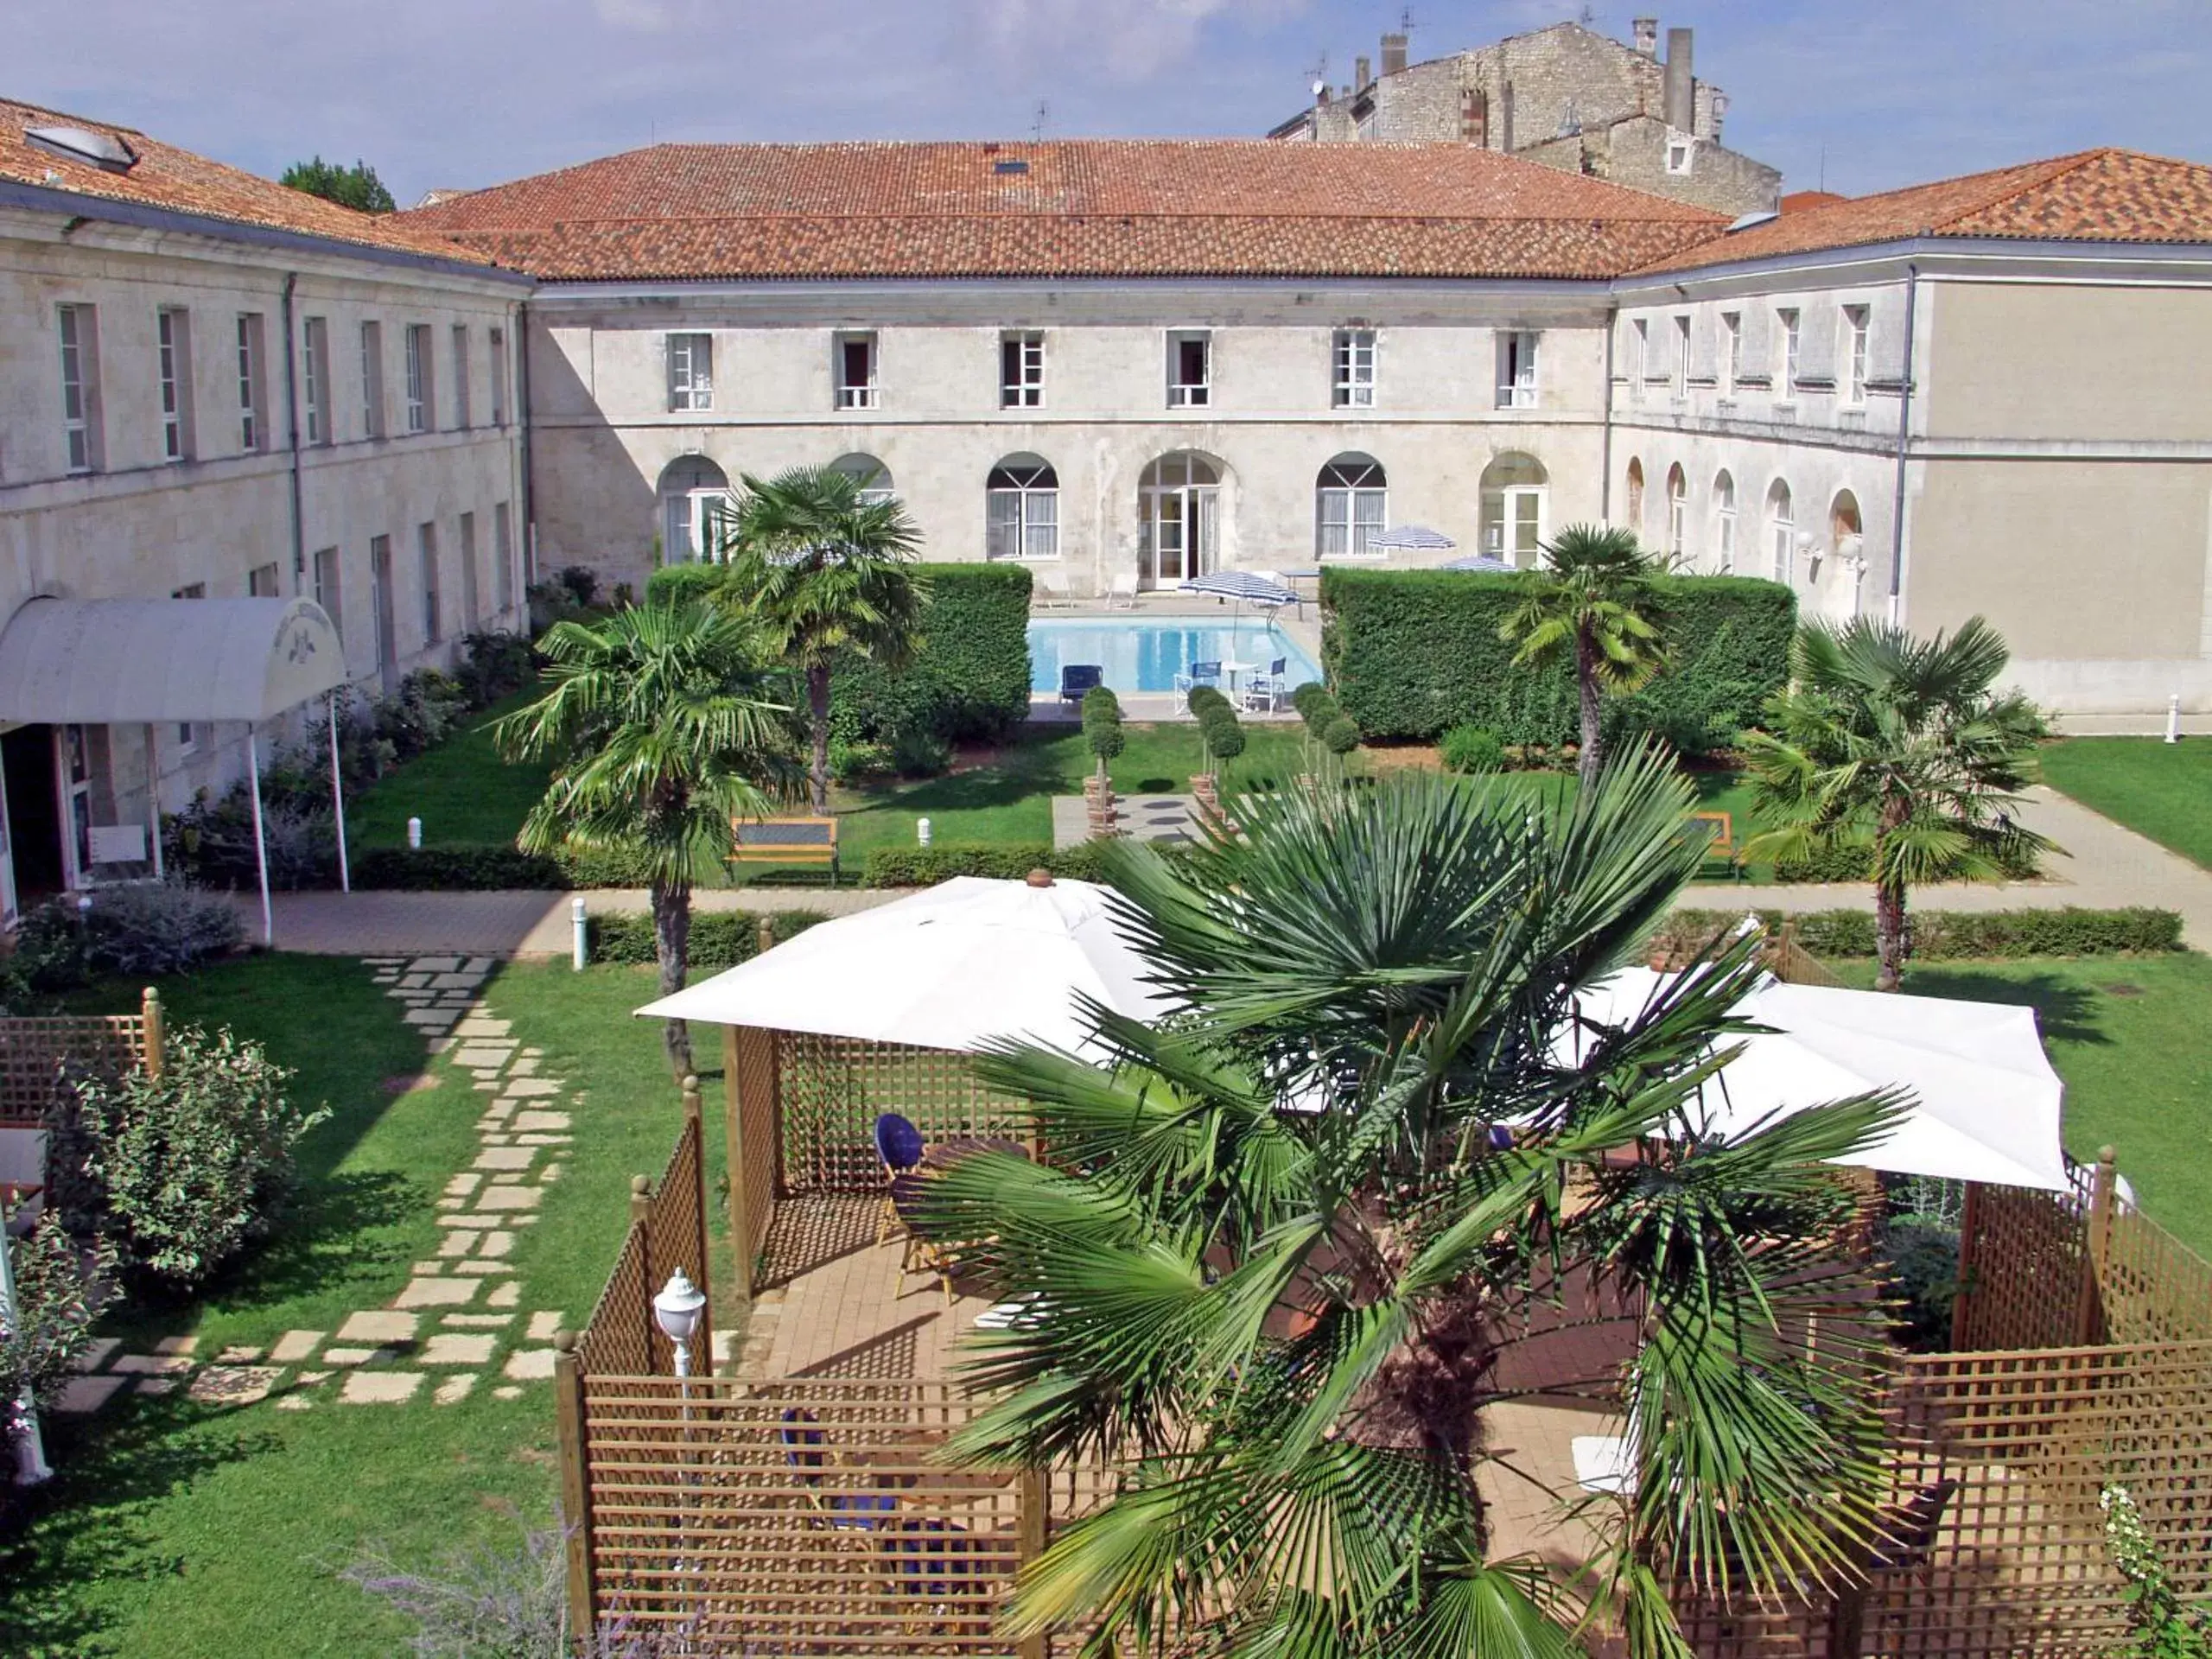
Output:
(635, 875), (1171, 1056)
(1566, 968), (2070, 1192)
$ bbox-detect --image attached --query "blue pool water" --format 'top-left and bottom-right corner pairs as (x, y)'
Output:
(1028, 616), (1322, 696)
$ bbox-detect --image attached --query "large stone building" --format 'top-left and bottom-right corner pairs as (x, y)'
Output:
(1267, 18), (1782, 218)
(0, 99), (528, 920)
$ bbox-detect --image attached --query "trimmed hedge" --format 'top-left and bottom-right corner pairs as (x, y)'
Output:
(641, 563), (729, 608)
(353, 842), (662, 891)
(1321, 568), (1796, 753)
(1773, 842), (2042, 885)
(831, 563), (1033, 746)
(587, 907), (828, 969)
(861, 841), (1108, 888)
(1660, 905), (2184, 961)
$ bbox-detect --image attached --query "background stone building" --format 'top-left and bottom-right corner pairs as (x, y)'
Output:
(1268, 17), (1781, 217)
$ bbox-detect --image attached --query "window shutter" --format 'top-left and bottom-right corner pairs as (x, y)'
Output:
(1738, 308), (1771, 381)
(1796, 304), (1839, 384)
(1690, 316), (1718, 380)
(1866, 296), (1909, 387)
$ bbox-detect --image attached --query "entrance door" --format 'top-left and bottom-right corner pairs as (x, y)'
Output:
(54, 725), (91, 889)
(1503, 487), (1546, 566)
(371, 534), (398, 692)
(1137, 453), (1222, 589)
(1, 727), (64, 906)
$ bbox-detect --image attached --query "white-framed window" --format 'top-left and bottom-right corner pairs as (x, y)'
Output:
(1666, 135), (1694, 175)
(171, 582), (205, 747)
(157, 307), (194, 462)
(835, 333), (878, 410)
(1669, 316), (1691, 401)
(493, 500), (513, 614)
(1334, 328), (1376, 409)
(248, 561), (281, 598)
(1625, 457), (1645, 529)
(419, 519), (442, 644)
(450, 324), (472, 427)
(369, 534), (397, 685)
(1776, 307), (1801, 399)
(1316, 453), (1388, 557)
(1166, 330), (1211, 408)
(488, 327), (509, 427)
(1841, 304), (1870, 404)
(1629, 318), (1649, 403)
(1481, 451), (1549, 565)
(313, 545), (342, 641)
(302, 315), (330, 446)
(1496, 329), (1539, 409)
(1000, 331), (1044, 408)
(986, 454), (1058, 559)
(1713, 470), (1737, 570)
(1767, 480), (1796, 583)
(658, 456), (731, 563)
(459, 509), (479, 626)
(830, 453), (893, 507)
(58, 302), (101, 474)
(1719, 312), (1742, 398)
(360, 320), (386, 438)
(236, 312), (267, 452)
(1665, 465), (1686, 559)
(668, 333), (713, 411)
(404, 324), (432, 433)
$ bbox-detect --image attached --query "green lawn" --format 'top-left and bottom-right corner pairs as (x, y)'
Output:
(2, 957), (723, 1657)
(1832, 951), (2212, 1258)
(346, 683), (555, 851)
(2041, 736), (2212, 871)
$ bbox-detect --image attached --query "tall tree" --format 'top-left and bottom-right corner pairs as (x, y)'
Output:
(721, 465), (927, 813)
(278, 156), (397, 214)
(918, 750), (1900, 1655)
(1499, 523), (1672, 785)
(1740, 615), (2052, 992)
(493, 600), (799, 1075)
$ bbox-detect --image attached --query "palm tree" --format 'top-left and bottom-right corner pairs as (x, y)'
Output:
(918, 749), (1901, 1655)
(1499, 524), (1672, 785)
(1739, 615), (2052, 992)
(493, 600), (800, 1076)
(720, 464), (928, 813)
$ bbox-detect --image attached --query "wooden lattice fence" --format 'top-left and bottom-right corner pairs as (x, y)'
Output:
(575, 1090), (713, 1382)
(0, 988), (162, 1116)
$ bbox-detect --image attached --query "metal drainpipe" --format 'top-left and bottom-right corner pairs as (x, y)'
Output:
(280, 271), (305, 591)
(1599, 301), (1617, 519)
(516, 298), (536, 595)
(1887, 261), (1920, 624)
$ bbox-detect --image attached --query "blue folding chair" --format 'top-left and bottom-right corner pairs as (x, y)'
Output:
(874, 1112), (925, 1244)
(1243, 657), (1289, 713)
(1058, 664), (1104, 709)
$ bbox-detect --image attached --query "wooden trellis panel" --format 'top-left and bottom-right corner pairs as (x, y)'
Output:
(0, 1000), (156, 1118)
(1953, 1170), (2093, 1353)
(728, 1026), (780, 1282)
(777, 1033), (1029, 1196)
(2100, 1199), (2212, 1347)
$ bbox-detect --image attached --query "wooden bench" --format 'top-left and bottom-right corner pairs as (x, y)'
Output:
(730, 816), (841, 885)
(1688, 810), (1745, 881)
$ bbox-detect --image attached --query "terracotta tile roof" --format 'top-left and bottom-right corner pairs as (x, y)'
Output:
(0, 96), (498, 268)
(1638, 149), (2212, 274)
(401, 140), (1726, 282)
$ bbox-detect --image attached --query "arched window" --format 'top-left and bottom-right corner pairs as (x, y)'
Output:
(1138, 451), (1222, 588)
(657, 454), (729, 563)
(1830, 490), (1864, 561)
(830, 452), (893, 505)
(1766, 479), (1796, 584)
(986, 454), (1059, 560)
(1664, 463), (1687, 561)
(1713, 470), (1737, 571)
(1315, 453), (1388, 557)
(1624, 457), (1645, 531)
(1479, 451), (1549, 566)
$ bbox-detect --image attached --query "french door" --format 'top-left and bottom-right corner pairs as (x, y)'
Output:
(1138, 459), (1220, 588)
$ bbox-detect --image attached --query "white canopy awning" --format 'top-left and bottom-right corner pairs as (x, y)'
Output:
(637, 875), (1172, 1056)
(1570, 968), (2072, 1192)
(0, 596), (346, 723)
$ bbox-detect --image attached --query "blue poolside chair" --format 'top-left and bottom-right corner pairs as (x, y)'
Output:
(1243, 657), (1290, 713)
(1173, 660), (1223, 713)
(1058, 663), (1104, 708)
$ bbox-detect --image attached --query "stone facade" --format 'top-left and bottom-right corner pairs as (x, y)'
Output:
(0, 194), (527, 914)
(1272, 21), (1781, 217)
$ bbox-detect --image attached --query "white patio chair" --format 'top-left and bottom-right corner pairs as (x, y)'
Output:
(1108, 573), (1139, 610)
(1033, 571), (1071, 610)
(1572, 1433), (1637, 1497)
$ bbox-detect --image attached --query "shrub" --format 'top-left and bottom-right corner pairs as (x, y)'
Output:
(1198, 702), (1246, 764)
(830, 739), (896, 785)
(587, 908), (827, 969)
(830, 564), (1032, 747)
(353, 846), (567, 891)
(862, 841), (1108, 887)
(10, 903), (93, 992)
(1083, 685), (1125, 777)
(889, 728), (953, 779)
(1289, 681), (1332, 720)
(1321, 715), (1362, 756)
(74, 1024), (326, 1289)
(556, 566), (602, 608)
(1878, 1213), (1961, 1351)
(1185, 684), (1230, 720)
(1657, 905), (2183, 962)
(1774, 840), (2042, 884)
(1438, 725), (1505, 774)
(1321, 567), (1796, 753)
(80, 883), (245, 976)
(644, 563), (728, 609)
(0, 1212), (117, 1433)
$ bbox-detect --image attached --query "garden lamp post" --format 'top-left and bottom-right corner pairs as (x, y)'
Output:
(652, 1268), (706, 1379)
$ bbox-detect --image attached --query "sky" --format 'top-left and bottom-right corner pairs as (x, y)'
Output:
(10, 0), (2212, 207)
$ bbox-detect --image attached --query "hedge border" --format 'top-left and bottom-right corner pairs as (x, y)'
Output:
(1662, 905), (2184, 961)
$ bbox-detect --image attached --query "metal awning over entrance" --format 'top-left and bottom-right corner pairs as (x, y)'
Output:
(0, 596), (353, 943)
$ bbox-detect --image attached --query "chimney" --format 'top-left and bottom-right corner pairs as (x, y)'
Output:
(1381, 31), (1408, 76)
(1631, 16), (1658, 57)
(1663, 28), (1694, 130)
(1356, 54), (1372, 90)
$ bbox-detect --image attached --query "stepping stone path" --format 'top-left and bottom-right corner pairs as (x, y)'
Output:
(59, 956), (569, 1416)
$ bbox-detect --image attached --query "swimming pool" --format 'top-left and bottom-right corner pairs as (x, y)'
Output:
(1027, 616), (1322, 696)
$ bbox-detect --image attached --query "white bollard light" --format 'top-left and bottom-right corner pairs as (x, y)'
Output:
(2168, 694), (2183, 745)
(407, 816), (423, 849)
(571, 895), (588, 971)
(917, 817), (932, 849)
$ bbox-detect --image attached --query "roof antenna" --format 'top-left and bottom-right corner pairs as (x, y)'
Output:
(1400, 6), (1414, 34)
(1032, 99), (1049, 141)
